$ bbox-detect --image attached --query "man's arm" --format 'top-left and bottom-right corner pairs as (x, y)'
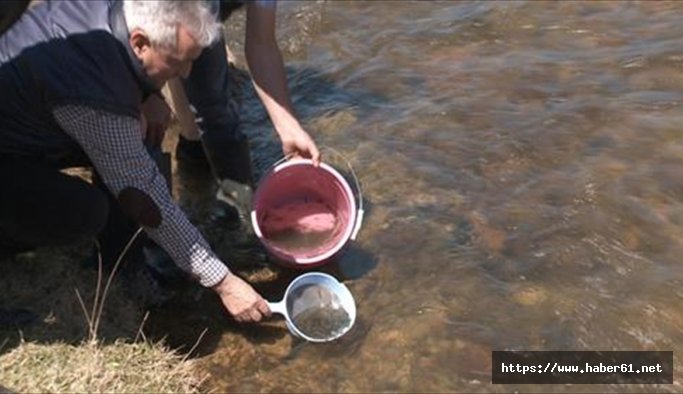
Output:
(52, 105), (269, 321)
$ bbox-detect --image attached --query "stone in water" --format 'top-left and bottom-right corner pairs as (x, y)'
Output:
(292, 305), (351, 340)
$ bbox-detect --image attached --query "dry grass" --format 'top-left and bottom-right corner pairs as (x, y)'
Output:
(0, 244), (140, 345)
(0, 237), (208, 393)
(0, 340), (204, 393)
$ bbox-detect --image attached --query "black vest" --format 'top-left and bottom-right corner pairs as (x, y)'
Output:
(0, 0), (156, 163)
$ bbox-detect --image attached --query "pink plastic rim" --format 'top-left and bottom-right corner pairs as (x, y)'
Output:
(251, 159), (357, 266)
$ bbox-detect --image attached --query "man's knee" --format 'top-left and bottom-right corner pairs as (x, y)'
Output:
(0, 189), (107, 255)
(74, 186), (110, 239)
(0, 165), (110, 250)
(46, 182), (110, 245)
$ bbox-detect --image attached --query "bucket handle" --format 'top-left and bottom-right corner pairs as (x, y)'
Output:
(268, 153), (295, 171)
(320, 146), (364, 241)
(264, 147), (365, 240)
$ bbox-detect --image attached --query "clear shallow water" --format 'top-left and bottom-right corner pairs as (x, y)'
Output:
(162, 1), (683, 392)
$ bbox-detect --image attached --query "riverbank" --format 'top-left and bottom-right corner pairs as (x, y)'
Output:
(0, 242), (205, 393)
(0, 341), (202, 393)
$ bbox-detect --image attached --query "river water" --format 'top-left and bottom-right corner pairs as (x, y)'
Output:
(156, 1), (683, 392)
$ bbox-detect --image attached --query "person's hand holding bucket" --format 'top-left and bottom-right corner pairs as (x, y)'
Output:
(279, 126), (321, 167)
(268, 272), (356, 342)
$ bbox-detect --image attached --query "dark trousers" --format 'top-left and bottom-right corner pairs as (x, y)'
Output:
(0, 156), (142, 266)
(182, 39), (243, 142)
(0, 156), (107, 255)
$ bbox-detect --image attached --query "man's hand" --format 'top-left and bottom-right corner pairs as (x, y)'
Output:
(140, 93), (172, 147)
(281, 127), (321, 166)
(212, 272), (271, 322)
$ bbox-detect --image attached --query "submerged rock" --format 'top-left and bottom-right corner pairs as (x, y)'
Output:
(512, 286), (548, 306)
(292, 306), (352, 340)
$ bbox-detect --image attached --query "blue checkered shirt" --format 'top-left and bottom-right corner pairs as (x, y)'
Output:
(53, 105), (229, 287)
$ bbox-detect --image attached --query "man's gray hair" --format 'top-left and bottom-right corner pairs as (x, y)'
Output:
(123, 0), (221, 49)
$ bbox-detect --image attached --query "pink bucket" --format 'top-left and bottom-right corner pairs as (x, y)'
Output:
(250, 157), (363, 268)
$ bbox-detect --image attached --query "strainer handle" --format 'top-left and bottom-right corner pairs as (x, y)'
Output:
(267, 301), (287, 316)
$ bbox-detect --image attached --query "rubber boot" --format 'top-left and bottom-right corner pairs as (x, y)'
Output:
(201, 130), (254, 225)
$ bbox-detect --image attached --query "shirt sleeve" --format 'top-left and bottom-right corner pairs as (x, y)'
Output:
(52, 105), (229, 287)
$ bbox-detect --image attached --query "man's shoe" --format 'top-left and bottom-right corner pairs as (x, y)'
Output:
(121, 243), (186, 308)
(140, 241), (187, 281)
(216, 178), (253, 227)
(122, 263), (176, 308)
